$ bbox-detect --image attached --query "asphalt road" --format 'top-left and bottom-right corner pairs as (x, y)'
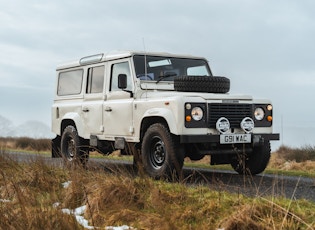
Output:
(6, 151), (315, 202)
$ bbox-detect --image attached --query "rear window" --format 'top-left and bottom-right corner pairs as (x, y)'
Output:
(57, 69), (83, 96)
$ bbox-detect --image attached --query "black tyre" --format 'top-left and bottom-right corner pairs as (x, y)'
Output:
(141, 123), (184, 179)
(174, 76), (230, 93)
(61, 125), (89, 166)
(231, 141), (271, 175)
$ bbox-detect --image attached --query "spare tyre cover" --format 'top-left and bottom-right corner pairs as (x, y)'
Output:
(174, 76), (230, 93)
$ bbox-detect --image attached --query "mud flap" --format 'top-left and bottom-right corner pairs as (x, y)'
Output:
(51, 135), (61, 158)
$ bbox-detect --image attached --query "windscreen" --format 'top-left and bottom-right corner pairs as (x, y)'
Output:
(133, 55), (211, 81)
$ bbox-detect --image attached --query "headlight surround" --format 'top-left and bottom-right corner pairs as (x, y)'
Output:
(254, 107), (265, 121)
(191, 107), (203, 121)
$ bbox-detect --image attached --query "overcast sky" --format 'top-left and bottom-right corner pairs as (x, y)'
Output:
(1, 0), (314, 148)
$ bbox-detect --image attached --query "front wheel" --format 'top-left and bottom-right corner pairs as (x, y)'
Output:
(141, 123), (184, 180)
(61, 125), (89, 166)
(230, 141), (271, 175)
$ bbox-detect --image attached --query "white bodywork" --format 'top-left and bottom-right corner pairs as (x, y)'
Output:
(52, 51), (274, 144)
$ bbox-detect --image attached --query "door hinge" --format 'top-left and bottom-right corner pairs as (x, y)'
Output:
(129, 126), (134, 134)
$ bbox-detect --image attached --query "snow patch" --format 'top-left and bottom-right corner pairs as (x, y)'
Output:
(57, 182), (134, 229)
(62, 181), (71, 188)
(62, 205), (94, 229)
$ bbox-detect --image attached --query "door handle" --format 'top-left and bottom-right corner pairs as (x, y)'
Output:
(82, 108), (89, 112)
(105, 106), (112, 112)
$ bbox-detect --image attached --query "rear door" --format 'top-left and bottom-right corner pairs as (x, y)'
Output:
(82, 65), (105, 135)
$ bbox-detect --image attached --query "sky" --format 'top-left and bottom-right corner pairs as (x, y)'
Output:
(1, 0), (315, 149)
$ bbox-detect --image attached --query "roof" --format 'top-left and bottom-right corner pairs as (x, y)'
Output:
(56, 50), (207, 70)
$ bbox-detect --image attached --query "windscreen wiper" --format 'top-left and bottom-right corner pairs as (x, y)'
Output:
(156, 73), (177, 84)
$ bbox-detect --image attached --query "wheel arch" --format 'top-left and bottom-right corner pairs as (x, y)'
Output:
(139, 108), (179, 140)
(140, 114), (181, 144)
(140, 116), (168, 141)
(60, 113), (85, 138)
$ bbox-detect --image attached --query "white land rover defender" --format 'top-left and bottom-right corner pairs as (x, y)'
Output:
(51, 51), (279, 178)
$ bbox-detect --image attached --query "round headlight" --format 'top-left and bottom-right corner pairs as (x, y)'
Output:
(191, 107), (203, 121)
(254, 107), (265, 121)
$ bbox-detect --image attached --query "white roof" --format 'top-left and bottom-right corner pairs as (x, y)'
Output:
(56, 50), (207, 70)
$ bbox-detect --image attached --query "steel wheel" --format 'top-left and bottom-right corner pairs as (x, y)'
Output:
(61, 125), (89, 166)
(149, 136), (166, 169)
(141, 123), (184, 180)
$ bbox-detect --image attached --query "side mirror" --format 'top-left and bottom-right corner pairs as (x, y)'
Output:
(118, 74), (127, 89)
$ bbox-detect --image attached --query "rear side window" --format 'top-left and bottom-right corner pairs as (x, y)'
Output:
(57, 69), (83, 96)
(86, 65), (105, 94)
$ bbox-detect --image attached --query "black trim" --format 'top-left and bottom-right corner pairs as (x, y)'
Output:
(180, 133), (280, 144)
(254, 104), (273, 127)
(208, 103), (253, 128)
(185, 103), (207, 128)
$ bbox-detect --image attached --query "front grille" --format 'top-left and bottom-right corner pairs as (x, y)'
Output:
(208, 103), (253, 128)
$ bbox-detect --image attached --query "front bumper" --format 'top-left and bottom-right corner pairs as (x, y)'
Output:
(180, 133), (280, 144)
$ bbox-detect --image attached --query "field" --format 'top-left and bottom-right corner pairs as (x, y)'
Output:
(0, 137), (315, 229)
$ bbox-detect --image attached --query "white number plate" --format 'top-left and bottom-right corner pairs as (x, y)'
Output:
(220, 134), (251, 144)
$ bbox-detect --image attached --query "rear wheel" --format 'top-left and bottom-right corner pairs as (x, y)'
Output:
(61, 125), (89, 166)
(231, 141), (271, 175)
(141, 123), (184, 180)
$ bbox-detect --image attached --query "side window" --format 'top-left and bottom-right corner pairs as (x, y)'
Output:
(110, 62), (132, 91)
(57, 69), (83, 96)
(86, 65), (105, 94)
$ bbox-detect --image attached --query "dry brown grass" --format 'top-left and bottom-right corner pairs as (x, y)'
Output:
(0, 137), (50, 152)
(269, 145), (315, 173)
(1, 139), (315, 229)
(1, 149), (315, 230)
(275, 145), (315, 162)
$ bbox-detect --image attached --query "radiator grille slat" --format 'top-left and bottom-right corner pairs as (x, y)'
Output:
(208, 104), (253, 128)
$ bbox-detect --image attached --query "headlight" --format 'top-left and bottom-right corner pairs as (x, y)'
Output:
(191, 107), (203, 121)
(254, 107), (265, 121)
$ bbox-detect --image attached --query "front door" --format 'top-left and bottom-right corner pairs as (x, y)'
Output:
(103, 60), (134, 137)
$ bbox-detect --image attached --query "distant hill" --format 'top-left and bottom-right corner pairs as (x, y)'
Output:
(0, 115), (53, 139)
(0, 115), (15, 137)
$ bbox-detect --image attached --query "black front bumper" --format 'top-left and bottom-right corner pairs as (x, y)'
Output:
(180, 133), (280, 144)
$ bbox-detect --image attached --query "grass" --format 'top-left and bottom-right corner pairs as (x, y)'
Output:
(2, 137), (315, 178)
(0, 137), (50, 152)
(0, 138), (315, 229)
(0, 150), (315, 229)
(267, 146), (315, 178)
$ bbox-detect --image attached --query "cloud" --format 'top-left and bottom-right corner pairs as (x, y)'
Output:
(0, 0), (314, 147)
